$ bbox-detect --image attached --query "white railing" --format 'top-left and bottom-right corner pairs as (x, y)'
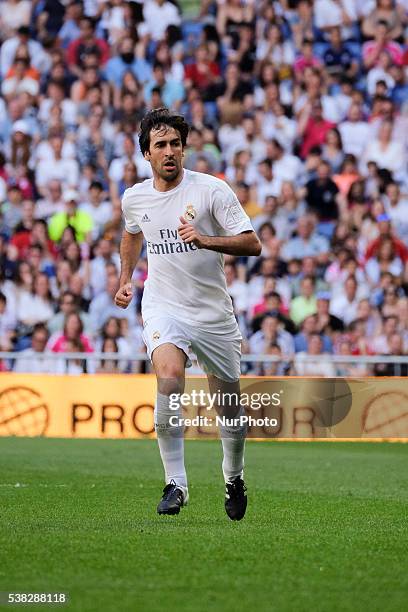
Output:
(0, 351), (407, 363)
(1, 351), (408, 366)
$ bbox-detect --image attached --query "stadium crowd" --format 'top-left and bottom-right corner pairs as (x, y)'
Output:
(0, 0), (407, 376)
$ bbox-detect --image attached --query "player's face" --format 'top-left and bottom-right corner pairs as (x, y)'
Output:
(145, 126), (184, 183)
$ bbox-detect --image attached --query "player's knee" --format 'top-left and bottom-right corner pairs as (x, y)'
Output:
(156, 362), (184, 378)
(156, 369), (184, 396)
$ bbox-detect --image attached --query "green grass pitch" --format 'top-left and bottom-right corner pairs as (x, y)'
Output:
(1, 438), (407, 612)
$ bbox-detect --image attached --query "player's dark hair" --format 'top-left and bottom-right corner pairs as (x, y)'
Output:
(139, 108), (189, 156)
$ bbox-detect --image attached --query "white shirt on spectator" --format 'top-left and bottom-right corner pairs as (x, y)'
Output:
(109, 154), (153, 183)
(0, 306), (16, 347)
(367, 68), (395, 96)
(256, 40), (295, 65)
(38, 99), (78, 128)
(261, 114), (297, 151)
(257, 179), (282, 205)
(35, 197), (65, 220)
(385, 197), (408, 243)
(79, 200), (113, 240)
(314, 0), (357, 28)
(249, 328), (295, 357)
(35, 158), (79, 191)
(227, 279), (249, 315)
(294, 352), (336, 377)
(141, 0), (181, 41)
(295, 93), (341, 124)
(217, 124), (247, 164)
(330, 296), (360, 325)
(35, 139), (76, 162)
(273, 154), (303, 185)
(13, 349), (60, 374)
(17, 293), (54, 326)
(365, 257), (404, 285)
(0, 36), (50, 77)
(88, 254), (121, 297)
(361, 140), (406, 177)
(339, 120), (371, 157)
(0, 1), (31, 33)
(89, 291), (137, 333)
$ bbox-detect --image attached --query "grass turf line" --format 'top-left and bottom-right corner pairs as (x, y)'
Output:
(0, 438), (407, 612)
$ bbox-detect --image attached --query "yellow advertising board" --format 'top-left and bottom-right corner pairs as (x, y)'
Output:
(0, 374), (407, 440)
(0, 374), (156, 439)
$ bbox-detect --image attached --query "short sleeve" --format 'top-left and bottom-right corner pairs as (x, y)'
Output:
(121, 190), (142, 235)
(211, 181), (254, 236)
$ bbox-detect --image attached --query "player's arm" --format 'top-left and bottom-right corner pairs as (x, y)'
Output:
(178, 217), (261, 256)
(115, 229), (144, 308)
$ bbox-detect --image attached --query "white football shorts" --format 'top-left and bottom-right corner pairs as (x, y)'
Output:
(142, 316), (242, 382)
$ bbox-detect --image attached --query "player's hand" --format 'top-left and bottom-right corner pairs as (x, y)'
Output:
(178, 216), (207, 249)
(114, 283), (133, 308)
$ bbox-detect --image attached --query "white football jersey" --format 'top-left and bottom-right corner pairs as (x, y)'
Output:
(122, 169), (254, 327)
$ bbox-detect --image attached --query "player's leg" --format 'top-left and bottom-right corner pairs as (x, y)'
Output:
(152, 342), (188, 514)
(190, 321), (248, 520)
(207, 374), (248, 521)
(207, 374), (247, 478)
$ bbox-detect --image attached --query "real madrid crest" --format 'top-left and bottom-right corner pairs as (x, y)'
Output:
(185, 204), (196, 220)
(152, 331), (160, 341)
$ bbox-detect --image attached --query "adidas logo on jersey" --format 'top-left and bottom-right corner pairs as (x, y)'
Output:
(142, 213), (151, 222)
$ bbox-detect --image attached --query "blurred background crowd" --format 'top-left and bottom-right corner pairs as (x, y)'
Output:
(0, 0), (407, 376)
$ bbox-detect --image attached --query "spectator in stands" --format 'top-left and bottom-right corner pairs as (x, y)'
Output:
(281, 216), (329, 262)
(365, 213), (408, 264)
(16, 271), (54, 329)
(13, 323), (58, 373)
(95, 316), (131, 372)
(362, 119), (406, 178)
(141, 0), (181, 43)
(294, 314), (332, 353)
(321, 128), (344, 174)
(104, 35), (151, 91)
(384, 182), (408, 243)
(0, 291), (16, 350)
(323, 27), (358, 82)
(315, 291), (344, 337)
(184, 43), (221, 96)
(366, 237), (404, 285)
(339, 104), (371, 158)
(79, 181), (112, 240)
(97, 337), (120, 373)
(144, 62), (184, 111)
(374, 332), (408, 376)
(66, 16), (110, 78)
(89, 274), (137, 334)
(298, 99), (336, 160)
(48, 291), (90, 335)
(305, 160), (340, 236)
(362, 0), (403, 41)
(58, 1), (83, 49)
(330, 275), (366, 325)
(48, 311), (93, 353)
(294, 333), (336, 377)
(362, 21), (403, 70)
(290, 275), (317, 326)
(35, 134), (80, 195)
(35, 180), (64, 220)
(249, 313), (294, 359)
(48, 189), (93, 243)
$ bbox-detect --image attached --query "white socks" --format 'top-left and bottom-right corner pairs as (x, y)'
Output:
(154, 392), (187, 492)
(219, 406), (247, 483)
(154, 392), (247, 489)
